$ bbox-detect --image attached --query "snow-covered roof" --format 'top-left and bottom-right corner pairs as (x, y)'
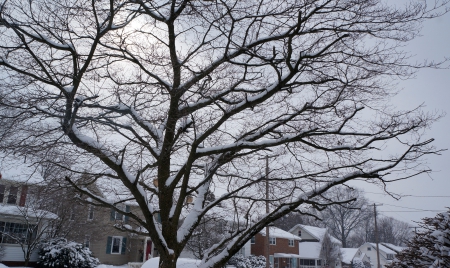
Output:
(382, 243), (406, 253)
(341, 248), (359, 264)
(0, 160), (45, 184)
(290, 224), (341, 245)
(0, 204), (58, 220)
(367, 243), (397, 254)
(260, 226), (301, 240)
(299, 241), (322, 259)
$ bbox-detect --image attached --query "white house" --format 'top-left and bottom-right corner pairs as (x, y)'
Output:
(0, 179), (57, 266)
(289, 224), (342, 268)
(340, 248), (370, 268)
(358, 242), (406, 268)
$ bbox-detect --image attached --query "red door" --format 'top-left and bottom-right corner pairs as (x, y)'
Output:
(146, 240), (152, 260)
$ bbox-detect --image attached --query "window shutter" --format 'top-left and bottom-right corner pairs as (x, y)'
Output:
(124, 205), (130, 223)
(19, 185), (28, 207)
(121, 237), (127, 254)
(110, 208), (115, 221)
(106, 236), (112, 254)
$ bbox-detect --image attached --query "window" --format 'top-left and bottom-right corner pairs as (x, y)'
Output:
(269, 237), (276, 245)
(288, 239), (294, 247)
(0, 185), (5, 203)
(251, 236), (255, 244)
(269, 255), (274, 265)
(107, 236), (127, 255)
(386, 254), (394, 260)
(367, 247), (372, 251)
(111, 205), (129, 222)
(300, 259), (315, 266)
(7, 186), (18, 204)
(84, 235), (90, 248)
(0, 221), (37, 244)
(317, 260), (322, 266)
(298, 230), (302, 237)
(87, 205), (94, 221)
(111, 237), (122, 254)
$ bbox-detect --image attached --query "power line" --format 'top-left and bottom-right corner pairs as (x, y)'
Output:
(365, 191), (450, 198)
(379, 210), (445, 213)
(383, 203), (443, 212)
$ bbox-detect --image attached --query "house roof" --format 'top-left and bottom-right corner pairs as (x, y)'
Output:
(260, 226), (301, 240)
(341, 248), (359, 264)
(289, 224), (341, 245)
(381, 243), (406, 253)
(366, 243), (397, 254)
(0, 204), (58, 220)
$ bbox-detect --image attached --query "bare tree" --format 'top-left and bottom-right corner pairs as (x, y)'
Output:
(321, 232), (342, 267)
(0, 204), (57, 266)
(377, 216), (412, 246)
(319, 186), (371, 247)
(348, 214), (411, 247)
(0, 1), (447, 268)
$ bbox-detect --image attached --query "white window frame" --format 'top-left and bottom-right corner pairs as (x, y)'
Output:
(288, 239), (294, 247)
(367, 247), (371, 251)
(386, 254), (394, 260)
(111, 236), (123, 254)
(114, 204), (126, 221)
(269, 236), (276, 245)
(298, 230), (302, 237)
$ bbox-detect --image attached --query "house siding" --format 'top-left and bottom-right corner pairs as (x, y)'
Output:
(251, 233), (299, 257)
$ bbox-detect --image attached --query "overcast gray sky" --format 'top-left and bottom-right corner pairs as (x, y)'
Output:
(349, 10), (450, 225)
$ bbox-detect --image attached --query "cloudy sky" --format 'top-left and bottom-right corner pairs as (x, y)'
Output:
(350, 10), (450, 225)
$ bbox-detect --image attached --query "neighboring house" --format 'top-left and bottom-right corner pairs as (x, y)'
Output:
(340, 248), (370, 268)
(57, 188), (156, 265)
(251, 226), (302, 268)
(0, 178), (56, 267)
(0, 175), (155, 266)
(358, 242), (406, 268)
(289, 224), (342, 268)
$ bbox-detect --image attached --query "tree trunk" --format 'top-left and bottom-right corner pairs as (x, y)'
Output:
(159, 254), (178, 268)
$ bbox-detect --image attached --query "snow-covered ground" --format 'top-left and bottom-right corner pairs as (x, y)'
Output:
(142, 258), (200, 268)
(0, 265), (128, 268)
(97, 265), (129, 268)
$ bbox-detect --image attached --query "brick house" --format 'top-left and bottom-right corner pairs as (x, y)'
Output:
(251, 226), (302, 268)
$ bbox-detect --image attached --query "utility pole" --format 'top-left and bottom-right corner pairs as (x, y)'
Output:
(373, 203), (382, 268)
(259, 155), (277, 268)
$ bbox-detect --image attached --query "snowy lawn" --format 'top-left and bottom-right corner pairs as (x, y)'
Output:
(142, 257), (201, 268)
(0, 265), (128, 268)
(96, 265), (129, 268)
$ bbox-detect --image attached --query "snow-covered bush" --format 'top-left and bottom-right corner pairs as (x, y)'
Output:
(228, 255), (268, 268)
(386, 208), (450, 268)
(352, 259), (370, 268)
(38, 238), (99, 268)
